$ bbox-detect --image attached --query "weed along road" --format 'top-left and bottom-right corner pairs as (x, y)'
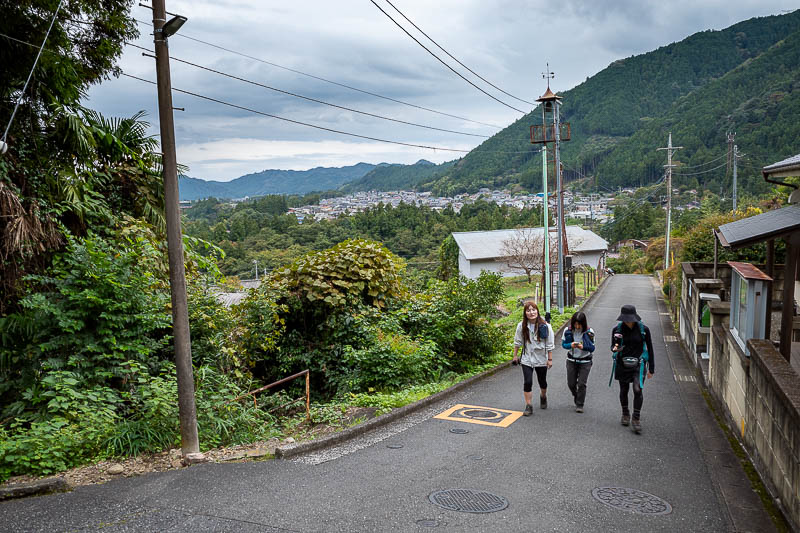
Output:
(0, 275), (775, 532)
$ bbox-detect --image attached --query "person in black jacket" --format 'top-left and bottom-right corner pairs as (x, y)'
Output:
(610, 304), (655, 434)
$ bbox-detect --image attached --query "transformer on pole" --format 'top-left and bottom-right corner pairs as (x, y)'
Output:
(530, 65), (570, 315)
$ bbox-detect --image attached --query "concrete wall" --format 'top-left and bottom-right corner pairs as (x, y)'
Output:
(686, 262), (800, 530)
(747, 339), (800, 531)
(459, 251), (604, 280)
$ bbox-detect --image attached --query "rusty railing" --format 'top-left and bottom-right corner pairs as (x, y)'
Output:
(231, 369), (310, 421)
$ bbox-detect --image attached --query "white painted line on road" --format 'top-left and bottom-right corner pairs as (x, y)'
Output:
(674, 374), (697, 382)
(664, 335), (677, 342)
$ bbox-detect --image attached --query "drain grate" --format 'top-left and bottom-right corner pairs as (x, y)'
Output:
(449, 428), (469, 434)
(592, 487), (672, 515)
(386, 444), (404, 449)
(429, 489), (508, 513)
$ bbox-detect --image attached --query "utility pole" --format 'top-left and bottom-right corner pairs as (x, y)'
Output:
(530, 64), (570, 316)
(152, 0), (202, 460)
(657, 133), (682, 271)
(542, 146), (550, 318)
(727, 132), (739, 211)
(253, 259), (259, 281)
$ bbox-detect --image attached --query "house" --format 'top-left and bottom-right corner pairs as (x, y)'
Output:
(451, 226), (608, 279)
(678, 151), (800, 530)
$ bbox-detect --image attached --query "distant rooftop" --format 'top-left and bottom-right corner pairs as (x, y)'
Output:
(452, 226), (608, 261)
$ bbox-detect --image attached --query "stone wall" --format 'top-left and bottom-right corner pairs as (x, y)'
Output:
(746, 339), (800, 531)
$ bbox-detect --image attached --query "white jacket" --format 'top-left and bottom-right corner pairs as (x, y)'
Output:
(514, 321), (555, 367)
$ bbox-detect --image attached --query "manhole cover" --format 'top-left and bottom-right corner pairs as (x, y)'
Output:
(449, 428), (469, 434)
(386, 444), (404, 449)
(459, 409), (502, 420)
(592, 487), (672, 515)
(429, 489), (509, 513)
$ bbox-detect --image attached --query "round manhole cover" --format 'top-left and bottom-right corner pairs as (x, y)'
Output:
(592, 487), (672, 515)
(429, 489), (508, 513)
(449, 428), (469, 434)
(459, 409), (502, 420)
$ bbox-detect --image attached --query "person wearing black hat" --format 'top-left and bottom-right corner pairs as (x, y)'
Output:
(610, 304), (655, 434)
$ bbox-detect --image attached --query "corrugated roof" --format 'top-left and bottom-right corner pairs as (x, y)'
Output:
(763, 153), (800, 174)
(452, 226), (608, 261)
(717, 204), (800, 249)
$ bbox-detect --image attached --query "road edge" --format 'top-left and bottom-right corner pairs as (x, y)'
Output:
(276, 275), (610, 459)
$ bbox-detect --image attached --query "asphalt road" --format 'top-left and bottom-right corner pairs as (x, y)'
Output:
(0, 275), (772, 532)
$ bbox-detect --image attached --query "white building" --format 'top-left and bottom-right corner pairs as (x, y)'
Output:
(452, 226), (608, 279)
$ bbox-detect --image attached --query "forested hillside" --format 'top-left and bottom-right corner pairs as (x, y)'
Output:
(421, 10), (800, 195)
(340, 159), (454, 193)
(178, 162), (376, 200)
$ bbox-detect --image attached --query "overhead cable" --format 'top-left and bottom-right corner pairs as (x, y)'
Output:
(127, 42), (488, 138)
(673, 161), (729, 176)
(121, 73), (542, 155)
(382, 0), (535, 106)
(368, 0), (526, 113)
(2, 0), (65, 147)
(132, 18), (503, 129)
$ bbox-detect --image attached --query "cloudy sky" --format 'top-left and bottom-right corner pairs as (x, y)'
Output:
(86, 1), (798, 182)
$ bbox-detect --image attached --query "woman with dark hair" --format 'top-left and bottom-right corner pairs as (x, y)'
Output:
(610, 304), (655, 434)
(562, 311), (595, 413)
(512, 301), (555, 416)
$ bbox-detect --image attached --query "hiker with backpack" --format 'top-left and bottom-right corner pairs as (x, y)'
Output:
(512, 301), (555, 416)
(562, 311), (595, 413)
(610, 304), (655, 434)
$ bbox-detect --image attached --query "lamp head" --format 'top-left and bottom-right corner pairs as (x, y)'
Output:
(162, 15), (187, 37)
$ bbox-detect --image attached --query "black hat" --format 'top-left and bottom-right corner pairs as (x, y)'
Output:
(616, 304), (641, 322)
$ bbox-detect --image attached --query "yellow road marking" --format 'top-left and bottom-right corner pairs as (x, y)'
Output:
(434, 404), (523, 427)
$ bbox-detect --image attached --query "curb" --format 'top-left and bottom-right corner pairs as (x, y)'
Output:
(0, 477), (69, 501)
(276, 275), (609, 459)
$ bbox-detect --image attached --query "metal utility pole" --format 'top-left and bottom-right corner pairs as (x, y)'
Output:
(152, 0), (201, 459)
(727, 132), (738, 211)
(253, 259), (259, 281)
(657, 133), (682, 271)
(530, 65), (571, 315)
(542, 146), (550, 318)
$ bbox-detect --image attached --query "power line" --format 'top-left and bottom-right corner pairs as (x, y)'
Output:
(0, 31), (539, 157)
(382, 0), (535, 107)
(2, 0), (65, 148)
(127, 42), (489, 139)
(122, 72), (473, 153)
(368, 0), (527, 114)
(674, 150), (730, 169)
(673, 161), (728, 176)
(132, 18), (504, 130)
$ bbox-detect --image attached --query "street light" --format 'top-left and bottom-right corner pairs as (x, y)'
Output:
(161, 15), (186, 37)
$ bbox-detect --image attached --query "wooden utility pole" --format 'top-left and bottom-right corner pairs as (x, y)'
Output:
(658, 133), (682, 271)
(152, 0), (201, 459)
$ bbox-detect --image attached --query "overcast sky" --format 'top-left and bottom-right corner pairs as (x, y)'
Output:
(85, 1), (798, 182)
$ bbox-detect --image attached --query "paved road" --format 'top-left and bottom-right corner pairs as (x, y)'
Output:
(0, 275), (774, 532)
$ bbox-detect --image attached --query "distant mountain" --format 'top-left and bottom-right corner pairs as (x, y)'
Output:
(417, 10), (800, 195)
(339, 159), (455, 193)
(178, 162), (377, 201)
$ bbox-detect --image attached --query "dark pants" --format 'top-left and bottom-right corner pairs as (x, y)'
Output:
(619, 378), (643, 417)
(522, 364), (548, 392)
(566, 360), (592, 407)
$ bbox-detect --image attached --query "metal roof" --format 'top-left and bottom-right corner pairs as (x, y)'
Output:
(763, 153), (800, 177)
(728, 261), (772, 281)
(452, 226), (608, 261)
(717, 204), (800, 249)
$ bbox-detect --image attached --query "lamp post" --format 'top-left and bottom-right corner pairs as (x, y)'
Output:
(152, 0), (202, 461)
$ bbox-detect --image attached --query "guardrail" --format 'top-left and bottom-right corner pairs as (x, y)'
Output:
(231, 369), (310, 421)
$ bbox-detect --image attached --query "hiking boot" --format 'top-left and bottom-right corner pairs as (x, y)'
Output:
(575, 406), (584, 413)
(540, 396), (547, 409)
(523, 404), (533, 416)
(632, 418), (642, 434)
(620, 414), (630, 426)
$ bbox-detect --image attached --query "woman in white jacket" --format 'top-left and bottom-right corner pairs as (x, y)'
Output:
(512, 301), (555, 416)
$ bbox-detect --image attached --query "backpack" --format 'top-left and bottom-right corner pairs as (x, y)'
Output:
(608, 322), (649, 388)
